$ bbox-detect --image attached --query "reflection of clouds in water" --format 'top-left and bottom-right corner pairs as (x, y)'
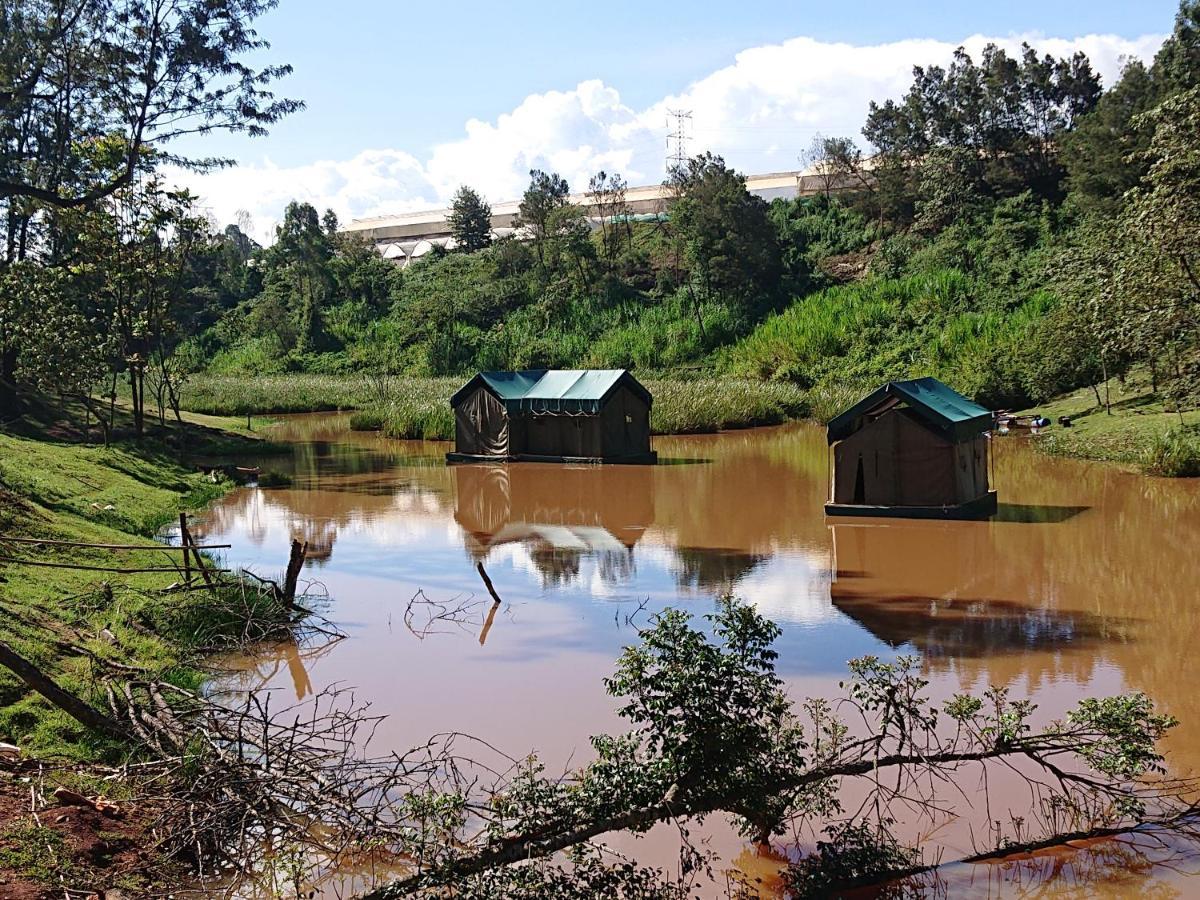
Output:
(732, 551), (836, 626)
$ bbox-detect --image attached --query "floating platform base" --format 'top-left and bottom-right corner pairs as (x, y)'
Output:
(446, 451), (658, 466)
(825, 490), (997, 521)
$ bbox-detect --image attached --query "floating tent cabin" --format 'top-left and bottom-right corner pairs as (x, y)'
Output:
(447, 369), (656, 464)
(825, 378), (996, 519)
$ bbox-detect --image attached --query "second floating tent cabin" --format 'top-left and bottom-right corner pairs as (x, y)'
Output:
(448, 369), (656, 464)
(825, 377), (996, 519)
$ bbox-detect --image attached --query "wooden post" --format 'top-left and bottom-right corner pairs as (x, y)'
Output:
(281, 539), (307, 609)
(179, 513), (191, 584)
(180, 515), (215, 589)
(475, 562), (503, 605)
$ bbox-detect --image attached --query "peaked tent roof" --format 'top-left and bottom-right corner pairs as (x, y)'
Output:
(451, 369), (652, 415)
(827, 378), (992, 444)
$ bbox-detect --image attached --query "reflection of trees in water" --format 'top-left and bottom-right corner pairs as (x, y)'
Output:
(286, 439), (447, 486)
(522, 546), (637, 588)
(527, 547), (581, 587)
(596, 548), (636, 584)
(672, 547), (769, 592)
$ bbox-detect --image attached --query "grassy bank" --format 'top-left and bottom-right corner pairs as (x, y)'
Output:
(0, 410), (305, 893)
(1020, 375), (1200, 475)
(0, 414), (290, 758)
(182, 373), (809, 438)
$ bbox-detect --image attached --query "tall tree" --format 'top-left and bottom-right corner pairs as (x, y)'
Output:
(587, 171), (632, 264)
(0, 0), (300, 213)
(514, 169), (570, 270)
(269, 201), (333, 354)
(863, 42), (1100, 203)
(1062, 61), (1158, 217)
(1118, 86), (1200, 409)
(447, 186), (493, 253)
(61, 179), (209, 436)
(669, 153), (782, 320)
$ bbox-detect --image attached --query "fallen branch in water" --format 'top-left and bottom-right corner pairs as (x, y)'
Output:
(403, 589), (488, 639)
(475, 562), (503, 605)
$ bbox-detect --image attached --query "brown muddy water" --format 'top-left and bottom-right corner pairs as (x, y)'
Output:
(197, 414), (1200, 897)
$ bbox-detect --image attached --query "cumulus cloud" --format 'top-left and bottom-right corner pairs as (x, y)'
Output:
(173, 30), (1165, 244)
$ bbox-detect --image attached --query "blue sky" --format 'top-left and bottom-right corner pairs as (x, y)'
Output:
(175, 0), (1179, 241)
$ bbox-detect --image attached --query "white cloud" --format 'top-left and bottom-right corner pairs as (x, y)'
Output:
(173, 30), (1166, 244)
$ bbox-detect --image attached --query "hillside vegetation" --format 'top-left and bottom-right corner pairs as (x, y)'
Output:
(3, 4), (1199, 471)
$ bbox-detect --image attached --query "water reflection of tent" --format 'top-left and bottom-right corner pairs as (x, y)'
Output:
(825, 378), (996, 519)
(452, 464), (654, 584)
(829, 522), (1113, 658)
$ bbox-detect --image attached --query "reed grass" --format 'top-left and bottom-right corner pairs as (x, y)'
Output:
(183, 373), (810, 437)
(1142, 428), (1200, 477)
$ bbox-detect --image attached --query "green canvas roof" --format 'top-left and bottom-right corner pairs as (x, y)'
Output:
(452, 369), (651, 415)
(826, 378), (992, 444)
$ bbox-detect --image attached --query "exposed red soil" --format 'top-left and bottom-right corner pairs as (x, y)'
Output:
(0, 760), (160, 900)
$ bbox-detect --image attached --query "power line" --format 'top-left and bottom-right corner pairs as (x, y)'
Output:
(665, 109), (692, 175)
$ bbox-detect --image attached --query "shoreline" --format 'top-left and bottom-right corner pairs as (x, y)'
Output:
(0, 408), (310, 895)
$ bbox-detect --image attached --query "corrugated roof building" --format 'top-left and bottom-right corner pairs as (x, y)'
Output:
(447, 369), (656, 464)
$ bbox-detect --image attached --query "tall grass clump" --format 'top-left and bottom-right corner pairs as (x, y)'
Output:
(645, 379), (807, 434)
(1142, 427), (1200, 477)
(183, 374), (372, 415)
(804, 381), (871, 424)
(360, 397), (456, 440)
(719, 277), (913, 382)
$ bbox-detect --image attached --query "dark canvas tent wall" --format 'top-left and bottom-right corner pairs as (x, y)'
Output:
(826, 378), (995, 518)
(448, 369), (655, 464)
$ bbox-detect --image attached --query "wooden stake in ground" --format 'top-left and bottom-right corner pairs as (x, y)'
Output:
(0, 641), (124, 738)
(179, 513), (191, 584)
(179, 514), (215, 589)
(281, 539), (308, 609)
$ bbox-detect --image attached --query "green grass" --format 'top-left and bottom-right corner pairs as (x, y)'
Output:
(184, 373), (809, 437)
(645, 379), (807, 434)
(1019, 373), (1200, 475)
(0, 412), (295, 760)
(181, 373), (382, 415)
(0, 823), (83, 884)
